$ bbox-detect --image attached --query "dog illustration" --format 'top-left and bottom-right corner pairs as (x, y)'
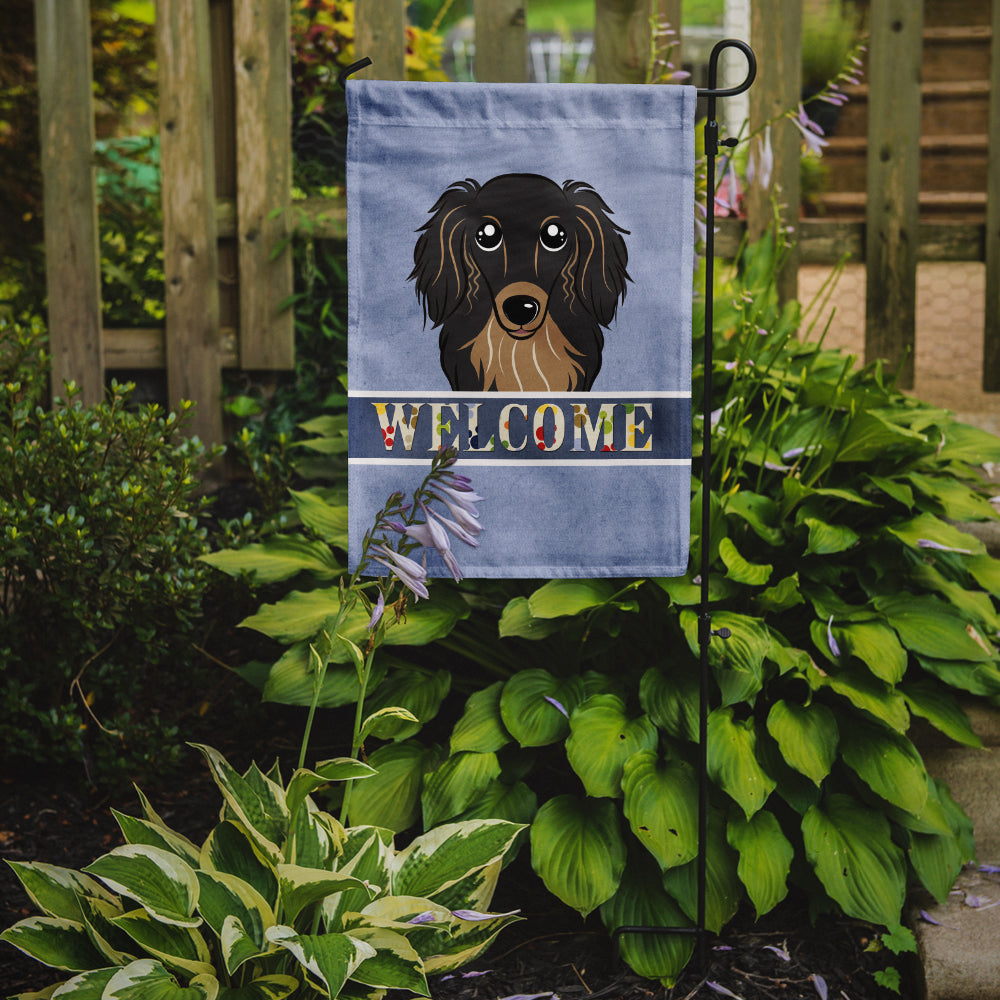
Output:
(409, 173), (630, 392)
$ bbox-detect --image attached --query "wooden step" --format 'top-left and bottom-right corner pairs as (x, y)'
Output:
(922, 25), (992, 83)
(822, 134), (989, 193)
(813, 190), (987, 222)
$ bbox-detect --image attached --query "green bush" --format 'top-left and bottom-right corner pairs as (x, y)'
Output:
(0, 317), (220, 783)
(210, 234), (1000, 985)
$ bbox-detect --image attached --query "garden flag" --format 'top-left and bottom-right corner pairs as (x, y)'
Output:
(347, 80), (696, 578)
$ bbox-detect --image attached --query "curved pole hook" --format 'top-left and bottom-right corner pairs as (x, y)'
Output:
(697, 38), (756, 99)
(338, 57), (373, 90)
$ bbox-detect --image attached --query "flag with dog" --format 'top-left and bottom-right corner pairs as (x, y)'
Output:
(347, 80), (696, 578)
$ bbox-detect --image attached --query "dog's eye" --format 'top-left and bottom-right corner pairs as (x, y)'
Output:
(475, 221), (503, 251)
(539, 221), (567, 252)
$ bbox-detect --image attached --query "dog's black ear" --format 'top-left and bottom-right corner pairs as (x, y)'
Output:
(408, 179), (479, 326)
(564, 181), (631, 327)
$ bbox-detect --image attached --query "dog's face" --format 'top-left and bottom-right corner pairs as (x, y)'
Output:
(409, 173), (630, 392)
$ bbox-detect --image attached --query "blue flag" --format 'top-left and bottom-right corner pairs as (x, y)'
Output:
(347, 80), (695, 578)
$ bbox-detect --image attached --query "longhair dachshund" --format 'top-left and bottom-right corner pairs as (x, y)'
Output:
(409, 173), (630, 391)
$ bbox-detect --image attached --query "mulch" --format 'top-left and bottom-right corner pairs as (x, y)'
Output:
(1, 738), (913, 1000)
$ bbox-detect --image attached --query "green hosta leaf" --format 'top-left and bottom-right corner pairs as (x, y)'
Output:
(453, 779), (538, 827)
(808, 660), (910, 732)
(803, 517), (859, 556)
(450, 682), (511, 754)
(967, 553), (1000, 597)
(866, 474), (914, 509)
(718, 537), (772, 586)
(83, 846), (200, 928)
(911, 562), (1000, 633)
(112, 812), (201, 868)
(765, 701), (838, 786)
(39, 966), (117, 998)
(346, 926), (428, 994)
(901, 680), (982, 748)
(530, 795), (626, 917)
(285, 759), (376, 822)
(839, 718), (929, 816)
(639, 664), (698, 742)
(499, 670), (584, 747)
(260, 643), (386, 709)
(909, 812), (966, 906)
(874, 594), (995, 662)
(599, 853), (694, 987)
(216, 976), (299, 1000)
(5, 862), (118, 923)
(565, 695), (658, 798)
(277, 865), (374, 925)
(111, 908), (214, 978)
(103, 959), (218, 1000)
(421, 751), (502, 828)
(288, 488), (349, 547)
(200, 822), (278, 910)
(835, 621), (907, 684)
(359, 706), (421, 742)
(362, 667), (451, 740)
(835, 410), (927, 463)
(190, 746), (287, 862)
(802, 793), (906, 926)
(707, 707), (776, 818)
(755, 573), (804, 614)
(935, 421), (1000, 464)
(886, 512), (985, 556)
(661, 810), (741, 933)
(655, 572), (737, 606)
(200, 535), (341, 584)
(265, 926), (375, 997)
(347, 740), (441, 832)
(497, 596), (564, 639)
(393, 819), (524, 901)
(727, 811), (793, 917)
(0, 916), (107, 971)
(916, 655), (1000, 697)
(621, 751), (698, 871)
(724, 490), (784, 545)
(906, 472), (998, 522)
(680, 610), (770, 706)
(526, 579), (616, 618)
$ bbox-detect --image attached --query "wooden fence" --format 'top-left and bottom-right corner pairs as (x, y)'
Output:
(33, 0), (1000, 445)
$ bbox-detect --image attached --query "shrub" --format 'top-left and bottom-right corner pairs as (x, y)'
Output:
(0, 317), (220, 783)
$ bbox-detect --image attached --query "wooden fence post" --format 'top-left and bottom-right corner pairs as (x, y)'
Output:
(746, 0), (801, 305)
(474, 0), (527, 83)
(354, 0), (407, 80)
(983, 0), (1000, 390)
(594, 0), (652, 84)
(157, 0), (223, 445)
(34, 0), (104, 405)
(233, 0), (294, 369)
(865, 0), (923, 389)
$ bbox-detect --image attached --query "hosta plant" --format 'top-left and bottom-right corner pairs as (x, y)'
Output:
(1, 743), (523, 999)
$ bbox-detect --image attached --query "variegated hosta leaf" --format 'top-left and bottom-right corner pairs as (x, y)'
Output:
(110, 908), (214, 979)
(621, 751), (699, 871)
(421, 906), (522, 975)
(102, 958), (218, 999)
(565, 695), (658, 799)
(661, 810), (742, 934)
(265, 926), (375, 998)
(707, 707), (776, 819)
(195, 871), (274, 974)
(190, 745), (287, 863)
(288, 802), (343, 870)
(344, 926), (429, 995)
(277, 864), (376, 925)
(83, 845), (200, 928)
(765, 700), (838, 786)
(420, 751), (502, 829)
(838, 718), (929, 817)
(726, 810), (793, 917)
(802, 793), (906, 926)
(112, 811), (202, 868)
(0, 916), (107, 971)
(323, 829), (393, 931)
(599, 853), (694, 987)
(4, 861), (118, 922)
(200, 822), (278, 910)
(45, 966), (118, 997)
(450, 681), (511, 754)
(391, 820), (524, 901)
(529, 795), (626, 917)
(214, 975), (299, 1000)
(77, 894), (136, 966)
(285, 760), (375, 824)
(499, 669), (585, 747)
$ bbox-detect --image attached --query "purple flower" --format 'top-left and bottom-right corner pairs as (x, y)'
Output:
(791, 104), (829, 156)
(747, 125), (774, 190)
(429, 490), (482, 535)
(763, 944), (790, 961)
(370, 544), (429, 600)
(812, 974), (828, 1000)
(827, 616), (841, 658)
(544, 695), (569, 718)
(706, 983), (742, 999)
(917, 538), (973, 554)
(407, 911), (438, 925)
(451, 908), (520, 921)
(429, 507), (480, 547)
(367, 591), (385, 631)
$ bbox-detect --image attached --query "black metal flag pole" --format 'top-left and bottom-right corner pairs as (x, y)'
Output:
(339, 41), (758, 974)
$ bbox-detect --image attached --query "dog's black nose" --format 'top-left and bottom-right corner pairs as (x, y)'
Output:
(503, 295), (540, 328)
